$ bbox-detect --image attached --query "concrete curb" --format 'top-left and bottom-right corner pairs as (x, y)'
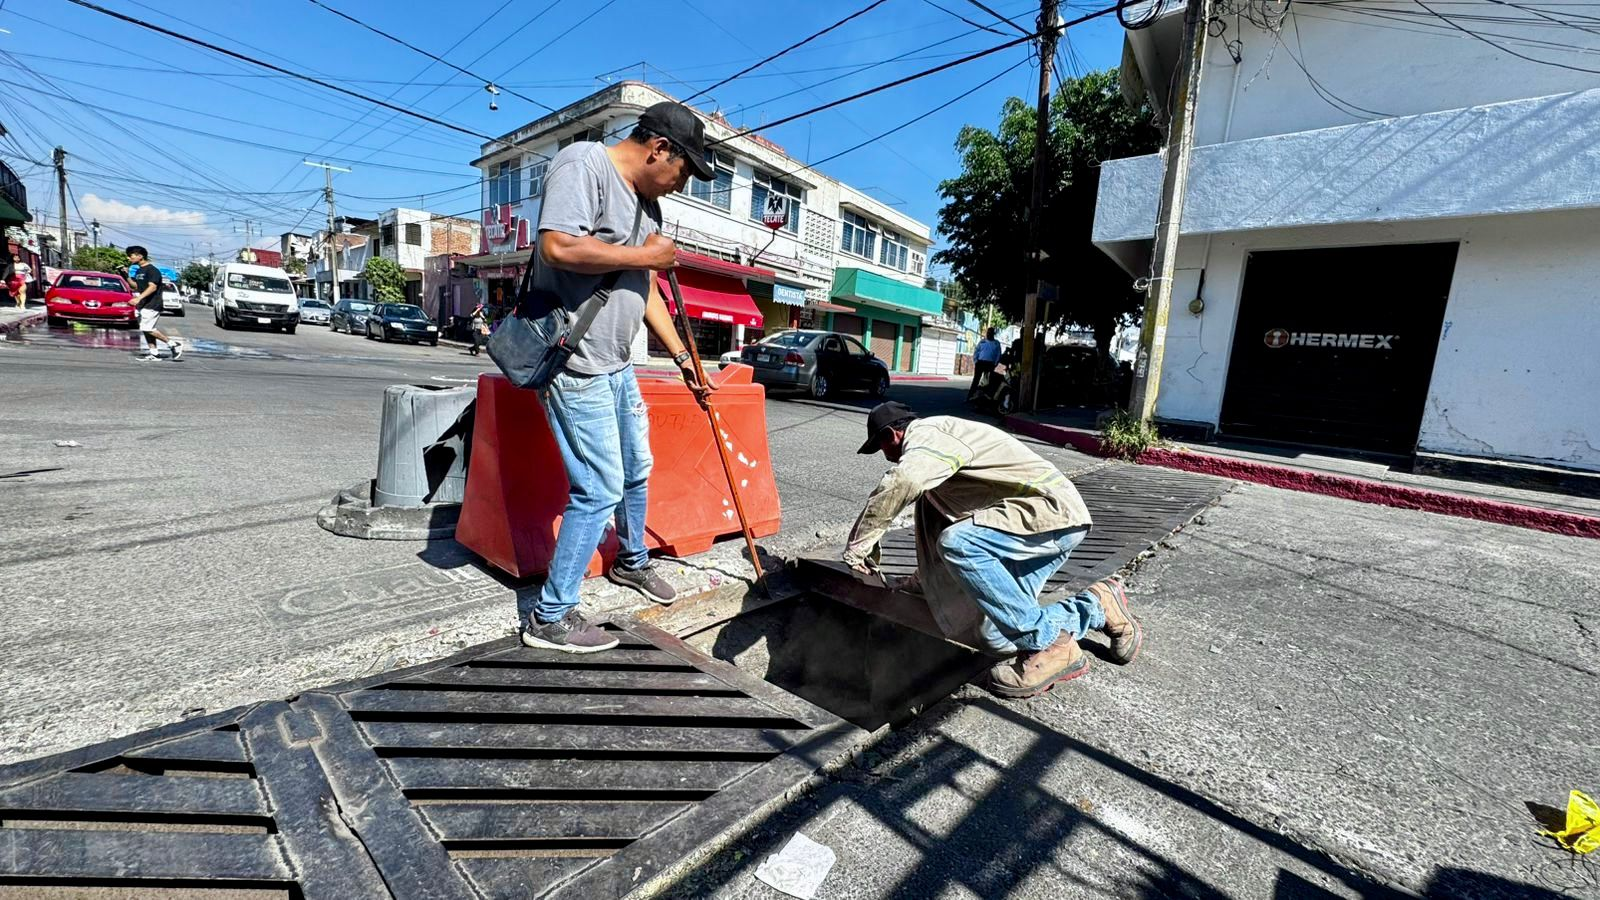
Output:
(0, 310), (45, 336)
(1006, 415), (1600, 540)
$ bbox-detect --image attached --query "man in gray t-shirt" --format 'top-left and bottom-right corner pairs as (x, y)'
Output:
(522, 101), (714, 655)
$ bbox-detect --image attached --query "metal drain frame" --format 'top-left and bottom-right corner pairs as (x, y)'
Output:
(0, 620), (866, 899)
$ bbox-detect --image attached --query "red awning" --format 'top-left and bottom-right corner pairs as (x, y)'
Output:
(658, 269), (763, 329)
(676, 250), (776, 284)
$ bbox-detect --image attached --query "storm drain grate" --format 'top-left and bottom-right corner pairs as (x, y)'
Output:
(0, 622), (863, 898)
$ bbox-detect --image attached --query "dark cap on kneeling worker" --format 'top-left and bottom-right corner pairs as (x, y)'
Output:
(858, 401), (918, 455)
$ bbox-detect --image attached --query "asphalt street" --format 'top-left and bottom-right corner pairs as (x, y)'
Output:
(0, 310), (978, 763)
(3, 312), (1597, 898)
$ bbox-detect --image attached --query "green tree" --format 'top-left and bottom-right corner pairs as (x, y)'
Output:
(282, 255), (307, 276)
(179, 262), (215, 293)
(363, 256), (407, 303)
(70, 245), (127, 274)
(933, 69), (1159, 355)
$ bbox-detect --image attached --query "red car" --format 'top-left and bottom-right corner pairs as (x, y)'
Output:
(45, 270), (138, 328)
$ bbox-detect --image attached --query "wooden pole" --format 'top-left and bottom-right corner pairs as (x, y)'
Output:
(665, 270), (766, 583)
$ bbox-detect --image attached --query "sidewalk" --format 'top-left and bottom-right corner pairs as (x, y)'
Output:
(1008, 408), (1600, 538)
(0, 304), (44, 336)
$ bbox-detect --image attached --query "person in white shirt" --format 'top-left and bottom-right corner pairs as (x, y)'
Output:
(968, 327), (1003, 399)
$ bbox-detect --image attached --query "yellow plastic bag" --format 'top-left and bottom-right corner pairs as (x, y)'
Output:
(1543, 790), (1599, 854)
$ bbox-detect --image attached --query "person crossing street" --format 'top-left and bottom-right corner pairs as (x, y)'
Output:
(126, 246), (183, 362)
(844, 401), (1143, 698)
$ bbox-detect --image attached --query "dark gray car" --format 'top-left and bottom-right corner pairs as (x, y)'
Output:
(740, 330), (890, 400)
(329, 299), (375, 334)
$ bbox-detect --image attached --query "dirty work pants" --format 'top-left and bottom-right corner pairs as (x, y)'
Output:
(937, 521), (1105, 656)
(535, 366), (652, 624)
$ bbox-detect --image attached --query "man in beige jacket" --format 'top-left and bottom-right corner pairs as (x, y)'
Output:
(844, 402), (1142, 698)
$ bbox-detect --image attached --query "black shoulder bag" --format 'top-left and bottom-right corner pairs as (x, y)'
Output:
(488, 198), (646, 390)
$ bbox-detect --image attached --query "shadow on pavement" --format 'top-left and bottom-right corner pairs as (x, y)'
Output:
(657, 695), (1576, 900)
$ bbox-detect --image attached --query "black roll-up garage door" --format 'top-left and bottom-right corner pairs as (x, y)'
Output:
(1219, 243), (1457, 455)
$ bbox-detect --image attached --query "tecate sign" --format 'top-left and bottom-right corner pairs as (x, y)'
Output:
(1265, 329), (1397, 350)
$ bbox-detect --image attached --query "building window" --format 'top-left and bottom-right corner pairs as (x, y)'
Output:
(910, 251), (925, 275)
(879, 229), (909, 271)
(489, 159), (521, 207)
(750, 172), (801, 234)
(404, 222), (422, 246)
(527, 160), (548, 198)
(688, 151), (734, 211)
(381, 225), (396, 248)
(841, 211), (877, 260)
(558, 127), (603, 149)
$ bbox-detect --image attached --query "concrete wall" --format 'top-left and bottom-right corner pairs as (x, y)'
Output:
(1186, 1), (1600, 146)
(1151, 210), (1600, 472)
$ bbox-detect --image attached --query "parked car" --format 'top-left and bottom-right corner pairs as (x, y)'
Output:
(211, 262), (299, 333)
(160, 280), (184, 317)
(298, 297), (332, 325)
(740, 330), (890, 400)
(44, 270), (137, 328)
(329, 299), (375, 334)
(719, 348), (742, 370)
(365, 302), (439, 345)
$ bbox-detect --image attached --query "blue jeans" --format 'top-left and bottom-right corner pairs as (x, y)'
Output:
(535, 366), (652, 623)
(937, 521), (1104, 655)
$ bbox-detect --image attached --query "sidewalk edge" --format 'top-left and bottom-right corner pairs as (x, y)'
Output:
(1006, 415), (1600, 540)
(0, 311), (45, 335)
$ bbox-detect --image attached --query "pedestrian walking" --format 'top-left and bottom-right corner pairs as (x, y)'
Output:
(517, 102), (714, 654)
(967, 327), (1002, 400)
(126, 246), (183, 362)
(844, 401), (1143, 698)
(468, 301), (488, 356)
(10, 259), (32, 308)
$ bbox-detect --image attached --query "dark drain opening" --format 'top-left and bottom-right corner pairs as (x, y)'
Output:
(686, 593), (989, 731)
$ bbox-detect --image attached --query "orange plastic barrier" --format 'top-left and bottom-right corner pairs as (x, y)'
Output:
(456, 364), (781, 579)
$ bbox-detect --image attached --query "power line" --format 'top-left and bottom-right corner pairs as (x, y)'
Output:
(1408, 0), (1600, 74)
(921, 0), (1011, 34)
(681, 0), (894, 105)
(964, 0), (1033, 34)
(63, 0), (500, 144)
(304, 0), (559, 113)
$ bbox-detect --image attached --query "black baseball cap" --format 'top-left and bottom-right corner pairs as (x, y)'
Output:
(638, 101), (714, 180)
(858, 401), (918, 454)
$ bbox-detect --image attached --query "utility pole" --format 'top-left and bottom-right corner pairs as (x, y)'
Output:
(91, 219), (101, 248)
(304, 161), (351, 304)
(1129, 0), (1209, 422)
(52, 147), (68, 263)
(1017, 0), (1060, 412)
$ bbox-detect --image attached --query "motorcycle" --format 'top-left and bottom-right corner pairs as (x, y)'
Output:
(968, 361), (1017, 415)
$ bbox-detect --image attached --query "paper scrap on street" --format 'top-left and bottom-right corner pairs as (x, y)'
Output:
(754, 832), (836, 900)
(1543, 789), (1599, 854)
(53, 440), (82, 448)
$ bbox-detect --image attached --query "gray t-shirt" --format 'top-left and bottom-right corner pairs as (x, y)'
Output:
(534, 141), (661, 376)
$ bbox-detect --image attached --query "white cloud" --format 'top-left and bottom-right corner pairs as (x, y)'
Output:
(79, 193), (209, 229)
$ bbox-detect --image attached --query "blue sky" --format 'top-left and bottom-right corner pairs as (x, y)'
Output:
(0, 0), (1128, 267)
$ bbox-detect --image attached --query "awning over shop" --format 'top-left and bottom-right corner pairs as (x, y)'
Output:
(657, 268), (763, 328)
(459, 248), (533, 269)
(830, 267), (944, 317)
(677, 250), (776, 284)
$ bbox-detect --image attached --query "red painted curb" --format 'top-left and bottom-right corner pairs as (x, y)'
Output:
(1005, 416), (1600, 540)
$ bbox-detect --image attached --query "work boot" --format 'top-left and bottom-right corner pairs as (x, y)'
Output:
(1088, 576), (1143, 664)
(986, 635), (1089, 699)
(606, 562), (676, 605)
(521, 611), (620, 653)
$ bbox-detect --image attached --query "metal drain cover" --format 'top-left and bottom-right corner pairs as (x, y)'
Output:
(0, 621), (864, 898)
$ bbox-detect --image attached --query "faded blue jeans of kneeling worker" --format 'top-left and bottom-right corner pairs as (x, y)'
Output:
(535, 366), (652, 624)
(937, 521), (1105, 656)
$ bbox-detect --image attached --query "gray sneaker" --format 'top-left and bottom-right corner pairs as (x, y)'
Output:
(521, 611), (619, 654)
(606, 562), (676, 605)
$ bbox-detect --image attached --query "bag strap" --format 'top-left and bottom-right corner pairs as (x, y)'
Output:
(561, 197), (649, 347)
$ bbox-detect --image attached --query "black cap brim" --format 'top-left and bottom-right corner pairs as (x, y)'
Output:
(685, 152), (714, 181)
(857, 428), (887, 455)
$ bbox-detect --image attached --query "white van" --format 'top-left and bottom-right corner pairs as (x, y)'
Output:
(211, 262), (300, 333)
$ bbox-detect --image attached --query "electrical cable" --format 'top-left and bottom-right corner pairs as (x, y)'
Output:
(1407, 0), (1600, 73)
(921, 0), (1010, 34)
(963, 0), (1033, 34)
(680, 0), (894, 105)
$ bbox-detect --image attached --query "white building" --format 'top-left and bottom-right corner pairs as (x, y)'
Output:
(463, 82), (945, 370)
(1094, 1), (1600, 472)
(306, 210), (478, 311)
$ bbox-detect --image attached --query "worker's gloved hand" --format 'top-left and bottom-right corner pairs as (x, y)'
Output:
(885, 571), (923, 595)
